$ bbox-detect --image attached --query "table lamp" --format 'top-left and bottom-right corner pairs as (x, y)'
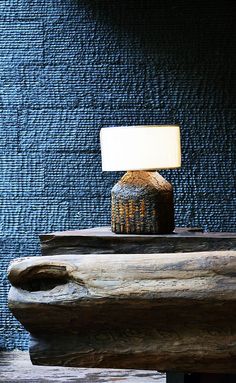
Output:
(100, 125), (181, 234)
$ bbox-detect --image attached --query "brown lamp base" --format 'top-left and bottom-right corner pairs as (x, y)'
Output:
(111, 170), (175, 234)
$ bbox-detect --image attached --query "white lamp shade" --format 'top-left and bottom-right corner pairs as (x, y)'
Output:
(100, 125), (181, 171)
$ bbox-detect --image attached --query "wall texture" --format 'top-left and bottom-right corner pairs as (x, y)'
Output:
(0, 0), (235, 350)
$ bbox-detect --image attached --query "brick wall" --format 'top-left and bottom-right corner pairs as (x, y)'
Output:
(0, 0), (235, 350)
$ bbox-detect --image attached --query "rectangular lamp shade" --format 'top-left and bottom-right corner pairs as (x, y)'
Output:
(100, 125), (181, 171)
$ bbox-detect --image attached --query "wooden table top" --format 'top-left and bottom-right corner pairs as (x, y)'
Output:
(39, 226), (236, 256)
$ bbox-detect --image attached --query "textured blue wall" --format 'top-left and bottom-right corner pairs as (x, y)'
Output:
(0, 0), (235, 350)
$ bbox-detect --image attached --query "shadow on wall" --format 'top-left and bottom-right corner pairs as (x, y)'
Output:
(75, 0), (236, 231)
(79, 0), (235, 108)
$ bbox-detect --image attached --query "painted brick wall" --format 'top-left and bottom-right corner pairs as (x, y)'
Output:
(0, 0), (235, 350)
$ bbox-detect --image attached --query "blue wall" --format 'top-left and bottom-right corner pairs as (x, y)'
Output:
(0, 0), (235, 350)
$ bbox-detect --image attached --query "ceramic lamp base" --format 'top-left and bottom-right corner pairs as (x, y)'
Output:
(111, 171), (175, 234)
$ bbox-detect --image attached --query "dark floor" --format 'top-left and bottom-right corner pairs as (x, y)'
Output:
(0, 351), (165, 382)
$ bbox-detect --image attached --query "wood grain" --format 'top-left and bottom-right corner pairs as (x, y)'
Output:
(40, 226), (236, 256)
(0, 351), (165, 382)
(7, 250), (236, 372)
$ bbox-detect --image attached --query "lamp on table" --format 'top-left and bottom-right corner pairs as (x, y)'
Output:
(100, 125), (181, 234)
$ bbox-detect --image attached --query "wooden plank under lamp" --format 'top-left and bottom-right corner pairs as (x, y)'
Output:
(100, 125), (181, 234)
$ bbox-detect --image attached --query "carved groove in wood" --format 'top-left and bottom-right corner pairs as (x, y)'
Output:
(7, 250), (236, 372)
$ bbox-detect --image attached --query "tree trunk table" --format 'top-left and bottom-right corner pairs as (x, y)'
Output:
(8, 227), (236, 382)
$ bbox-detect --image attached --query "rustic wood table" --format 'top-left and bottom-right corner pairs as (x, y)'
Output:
(8, 227), (236, 383)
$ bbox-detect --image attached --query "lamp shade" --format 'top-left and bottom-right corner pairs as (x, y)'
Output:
(100, 125), (181, 171)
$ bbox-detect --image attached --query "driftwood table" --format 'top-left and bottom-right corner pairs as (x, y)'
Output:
(8, 227), (236, 382)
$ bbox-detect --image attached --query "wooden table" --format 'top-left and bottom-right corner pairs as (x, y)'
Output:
(0, 351), (165, 382)
(8, 227), (236, 382)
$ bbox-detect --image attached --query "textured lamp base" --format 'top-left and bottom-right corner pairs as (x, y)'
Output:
(111, 171), (174, 234)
